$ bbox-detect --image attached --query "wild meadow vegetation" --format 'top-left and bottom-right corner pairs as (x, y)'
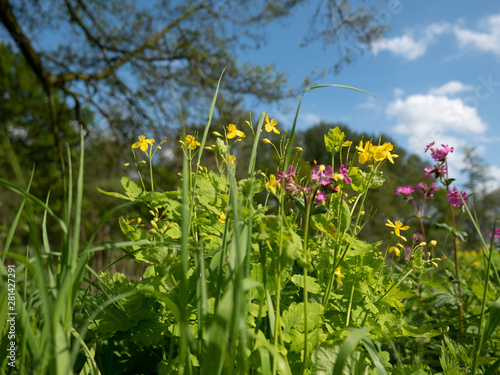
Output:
(1, 83), (500, 375)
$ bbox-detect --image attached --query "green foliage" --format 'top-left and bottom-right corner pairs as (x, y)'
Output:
(2, 81), (499, 375)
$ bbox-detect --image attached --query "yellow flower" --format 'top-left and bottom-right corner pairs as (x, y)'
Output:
(356, 140), (372, 164)
(342, 141), (353, 147)
(334, 267), (344, 278)
(226, 124), (245, 140)
(265, 115), (280, 134)
(385, 219), (410, 241)
(372, 142), (398, 164)
(388, 246), (401, 257)
(132, 135), (155, 152)
(223, 154), (236, 168)
(266, 174), (278, 195)
(183, 135), (201, 150)
(219, 212), (226, 224)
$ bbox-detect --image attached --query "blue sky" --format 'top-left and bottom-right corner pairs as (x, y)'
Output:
(243, 0), (500, 192)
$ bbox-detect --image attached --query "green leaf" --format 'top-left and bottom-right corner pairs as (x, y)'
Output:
(291, 274), (322, 294)
(369, 170), (385, 189)
(471, 281), (496, 301)
(434, 222), (454, 232)
(338, 199), (352, 233)
(97, 187), (131, 200)
(435, 292), (458, 308)
(121, 176), (143, 199)
(131, 319), (164, 346)
(281, 302), (324, 342)
(361, 337), (389, 375)
(324, 126), (346, 154)
(332, 327), (371, 375)
(479, 297), (500, 352)
(311, 214), (337, 238)
(401, 323), (444, 338)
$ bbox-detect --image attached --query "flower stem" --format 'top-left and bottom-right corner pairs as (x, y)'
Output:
(300, 189), (314, 375)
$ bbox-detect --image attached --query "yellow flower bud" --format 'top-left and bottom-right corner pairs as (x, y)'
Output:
(149, 210), (155, 216)
(429, 240), (437, 248)
(295, 147), (303, 152)
(219, 212), (226, 224)
(137, 218), (142, 224)
(205, 146), (213, 150)
(212, 131), (223, 137)
(432, 261), (439, 268)
(418, 242), (427, 247)
(150, 220), (158, 229)
(123, 163), (130, 167)
(141, 160), (146, 164)
(262, 138), (272, 144)
(360, 211), (365, 216)
(332, 173), (344, 182)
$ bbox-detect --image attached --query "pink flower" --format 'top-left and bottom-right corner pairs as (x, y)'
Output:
(447, 186), (467, 207)
(416, 182), (439, 199)
(425, 142), (454, 162)
(312, 165), (334, 186)
(424, 142), (435, 153)
(339, 164), (351, 184)
(489, 228), (500, 238)
(424, 164), (447, 179)
(395, 185), (415, 197)
(316, 191), (327, 202)
(276, 165), (296, 184)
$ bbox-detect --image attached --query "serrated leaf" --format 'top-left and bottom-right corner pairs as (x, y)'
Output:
(435, 292), (458, 308)
(311, 214), (337, 238)
(131, 319), (164, 346)
(121, 176), (143, 199)
(291, 274), (322, 294)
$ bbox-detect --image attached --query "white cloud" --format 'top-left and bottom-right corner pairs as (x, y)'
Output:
(372, 22), (450, 60)
(428, 80), (474, 96)
(386, 94), (487, 162)
(454, 14), (500, 56)
(372, 34), (427, 60)
(299, 112), (322, 126)
(393, 88), (405, 98)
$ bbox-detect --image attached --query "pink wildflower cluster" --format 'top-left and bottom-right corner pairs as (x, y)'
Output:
(447, 186), (468, 207)
(424, 142), (454, 162)
(276, 163), (352, 204)
(395, 182), (438, 200)
(423, 142), (468, 208)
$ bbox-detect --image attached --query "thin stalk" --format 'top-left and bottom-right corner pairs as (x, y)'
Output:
(300, 189), (315, 375)
(273, 190), (285, 375)
(448, 199), (464, 334)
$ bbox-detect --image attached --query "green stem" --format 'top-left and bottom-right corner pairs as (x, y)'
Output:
(300, 189), (314, 375)
(273, 189), (285, 375)
(448, 197), (464, 334)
